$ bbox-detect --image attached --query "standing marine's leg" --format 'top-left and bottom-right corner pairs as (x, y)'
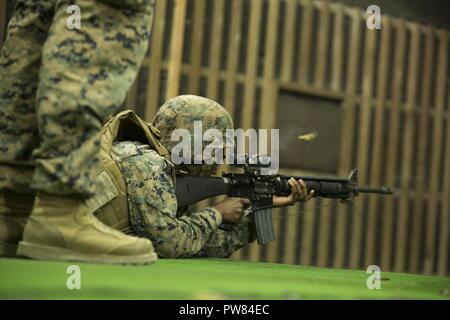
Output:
(0, 0), (55, 256)
(31, 0), (155, 196)
(0, 0), (158, 263)
(17, 0), (158, 264)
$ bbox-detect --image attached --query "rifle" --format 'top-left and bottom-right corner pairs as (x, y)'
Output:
(175, 156), (394, 245)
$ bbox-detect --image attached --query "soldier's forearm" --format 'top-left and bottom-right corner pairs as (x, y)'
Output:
(143, 207), (223, 258)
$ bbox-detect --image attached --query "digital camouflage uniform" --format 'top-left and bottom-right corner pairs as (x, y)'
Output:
(0, 0), (155, 197)
(109, 96), (256, 258)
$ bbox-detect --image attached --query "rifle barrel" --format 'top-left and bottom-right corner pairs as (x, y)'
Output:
(355, 186), (394, 194)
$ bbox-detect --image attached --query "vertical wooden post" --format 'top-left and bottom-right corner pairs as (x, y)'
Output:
(166, 0), (187, 99)
(317, 199), (333, 267)
(380, 19), (407, 271)
(240, 0), (263, 262)
(299, 198), (319, 265)
(409, 26), (434, 273)
(315, 0), (332, 268)
(207, 0), (226, 101)
(438, 84), (450, 276)
(259, 0), (280, 264)
(187, 0), (206, 95)
(365, 17), (391, 267)
(208, 0), (231, 231)
(284, 203), (300, 264)
(145, 0), (168, 120)
(333, 8), (362, 269)
(350, 27), (376, 270)
(125, 78), (139, 109)
(224, 0), (244, 119)
(330, 3), (344, 93)
(0, 0), (7, 50)
(280, 0), (297, 83)
(298, 0), (313, 85)
(424, 30), (448, 275)
(394, 23), (422, 273)
(241, 0), (263, 132)
(314, 0), (330, 89)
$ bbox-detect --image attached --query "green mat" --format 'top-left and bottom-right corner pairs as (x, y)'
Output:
(0, 258), (449, 300)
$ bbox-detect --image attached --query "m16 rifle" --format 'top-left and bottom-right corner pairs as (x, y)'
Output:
(175, 156), (394, 245)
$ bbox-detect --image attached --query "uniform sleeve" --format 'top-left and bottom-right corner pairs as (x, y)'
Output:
(194, 215), (257, 258)
(114, 144), (224, 258)
(138, 205), (223, 259)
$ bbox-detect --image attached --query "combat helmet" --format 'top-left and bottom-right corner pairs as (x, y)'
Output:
(153, 95), (234, 176)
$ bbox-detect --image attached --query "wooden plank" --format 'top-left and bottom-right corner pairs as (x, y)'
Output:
(424, 30), (448, 275)
(408, 26), (434, 273)
(241, 0), (263, 263)
(187, 0), (206, 95)
(380, 19), (407, 271)
(394, 23), (422, 273)
(259, 0), (280, 264)
(241, 0), (263, 131)
(349, 27), (377, 270)
(224, 0), (244, 119)
(315, 0), (332, 267)
(279, 82), (345, 100)
(260, 1), (280, 149)
(0, 0), (7, 50)
(299, 198), (318, 265)
(207, 0), (226, 101)
(145, 0), (168, 120)
(257, 92), (279, 255)
(438, 83), (450, 276)
(166, 0), (187, 99)
(330, 3), (344, 93)
(317, 199), (333, 267)
(280, 0), (297, 82)
(364, 17), (391, 267)
(125, 77), (139, 110)
(298, 0), (313, 85)
(284, 204), (300, 264)
(333, 8), (362, 269)
(314, 0), (330, 89)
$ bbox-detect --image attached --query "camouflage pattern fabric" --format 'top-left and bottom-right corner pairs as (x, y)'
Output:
(153, 95), (235, 176)
(0, 0), (154, 196)
(111, 141), (256, 258)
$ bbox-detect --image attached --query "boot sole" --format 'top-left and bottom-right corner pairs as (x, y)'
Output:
(17, 241), (157, 265)
(0, 241), (18, 257)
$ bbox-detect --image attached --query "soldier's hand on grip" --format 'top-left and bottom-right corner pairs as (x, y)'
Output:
(213, 197), (251, 225)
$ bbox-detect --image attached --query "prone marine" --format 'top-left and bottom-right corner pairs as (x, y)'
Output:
(91, 95), (314, 259)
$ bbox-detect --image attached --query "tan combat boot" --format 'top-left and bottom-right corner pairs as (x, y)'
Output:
(0, 191), (34, 257)
(17, 193), (157, 264)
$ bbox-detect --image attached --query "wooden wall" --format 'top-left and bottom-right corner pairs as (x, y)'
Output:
(1, 0), (449, 277)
